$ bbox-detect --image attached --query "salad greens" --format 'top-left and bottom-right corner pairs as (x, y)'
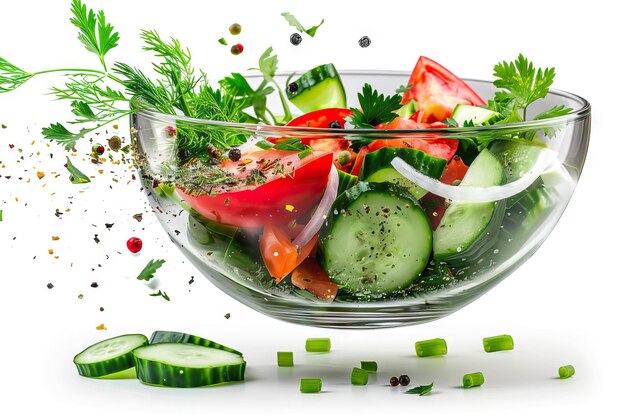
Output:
(280, 12), (325, 37)
(136, 258), (166, 281)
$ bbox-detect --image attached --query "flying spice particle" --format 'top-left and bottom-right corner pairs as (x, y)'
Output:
(94, 234), (100, 243)
(290, 33), (302, 45)
(108, 135), (122, 152)
(96, 323), (107, 330)
(47, 283), (54, 289)
(229, 23), (242, 35)
(218, 37), (227, 45)
(48, 249), (54, 255)
(231, 44), (244, 55)
(99, 307), (104, 312)
(91, 282), (99, 288)
(51, 236), (60, 241)
(78, 294), (84, 299)
(1, 124), (6, 129)
(224, 313), (231, 319)
(189, 276), (195, 285)
(105, 223), (114, 229)
(133, 213), (143, 222)
(358, 36), (371, 48)
(36, 171), (45, 179)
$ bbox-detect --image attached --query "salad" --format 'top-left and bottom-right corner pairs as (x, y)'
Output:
(0, 0), (575, 303)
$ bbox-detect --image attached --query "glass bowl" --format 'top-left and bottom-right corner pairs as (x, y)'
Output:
(130, 70), (591, 329)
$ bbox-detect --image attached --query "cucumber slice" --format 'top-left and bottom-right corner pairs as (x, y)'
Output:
(396, 100), (417, 119)
(489, 140), (547, 181)
(433, 149), (505, 260)
(451, 104), (502, 126)
(286, 64), (346, 113)
(149, 331), (243, 356)
(361, 147), (446, 200)
(319, 182), (432, 297)
(133, 343), (246, 388)
(73, 334), (148, 378)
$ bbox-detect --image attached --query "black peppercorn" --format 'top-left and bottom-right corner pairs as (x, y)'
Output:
(288, 82), (299, 94)
(390, 376), (399, 386)
(358, 36), (371, 48)
(228, 147), (242, 162)
(290, 33), (302, 46)
(399, 375), (410, 386)
(328, 120), (341, 129)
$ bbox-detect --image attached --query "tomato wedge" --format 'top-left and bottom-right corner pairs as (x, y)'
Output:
(402, 56), (485, 123)
(291, 258), (338, 300)
(282, 108), (356, 171)
(179, 150), (333, 228)
(259, 224), (318, 282)
(372, 117), (458, 161)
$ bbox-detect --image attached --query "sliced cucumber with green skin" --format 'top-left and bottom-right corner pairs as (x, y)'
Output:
(286, 64), (346, 113)
(451, 104), (502, 126)
(433, 149), (505, 261)
(396, 100), (417, 119)
(73, 334), (148, 378)
(337, 169), (358, 195)
(149, 331), (242, 356)
(319, 182), (432, 296)
(489, 140), (547, 181)
(361, 147), (446, 200)
(133, 343), (246, 388)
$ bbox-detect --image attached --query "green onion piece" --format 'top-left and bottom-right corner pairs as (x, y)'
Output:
(414, 338), (448, 357)
(351, 367), (369, 385)
(305, 338), (331, 352)
(218, 37), (227, 45)
(463, 372), (485, 388)
(483, 334), (514, 352)
(558, 365), (575, 379)
(360, 361), (378, 372)
(300, 378), (322, 393)
(277, 352), (294, 367)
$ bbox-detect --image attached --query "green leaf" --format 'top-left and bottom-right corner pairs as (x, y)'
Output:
(272, 137), (307, 151)
(258, 47), (278, 82)
(349, 83), (402, 128)
(70, 100), (98, 122)
(395, 84), (413, 94)
(533, 104), (572, 120)
(220, 72), (255, 97)
(64, 156), (91, 184)
(137, 259), (166, 281)
(0, 209), (3, 222)
(42, 122), (91, 151)
(69, 0), (119, 69)
(0, 56), (33, 93)
(149, 289), (170, 301)
(405, 382), (433, 395)
(218, 37), (227, 45)
(281, 12), (324, 37)
(297, 146), (313, 159)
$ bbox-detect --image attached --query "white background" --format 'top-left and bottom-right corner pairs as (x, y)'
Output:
(0, 0), (624, 415)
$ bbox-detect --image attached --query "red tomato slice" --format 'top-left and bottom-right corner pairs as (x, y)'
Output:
(439, 155), (469, 185)
(282, 108), (356, 171)
(350, 147), (370, 176)
(291, 258), (338, 300)
(402, 56), (485, 123)
(179, 150), (333, 228)
(371, 117), (458, 161)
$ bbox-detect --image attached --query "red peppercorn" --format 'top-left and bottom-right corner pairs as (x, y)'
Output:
(390, 376), (399, 386)
(127, 237), (143, 253)
(231, 43), (244, 55)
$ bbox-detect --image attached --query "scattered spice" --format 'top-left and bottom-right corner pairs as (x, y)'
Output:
(358, 36), (371, 48)
(127, 237), (143, 253)
(47, 283), (54, 289)
(105, 223), (114, 229)
(224, 313), (231, 319)
(290, 33), (302, 45)
(36, 171), (45, 179)
(133, 213), (143, 222)
(96, 323), (107, 330)
(99, 307), (104, 312)
(228, 147), (242, 162)
(231, 44), (243, 55)
(229, 23), (242, 35)
(78, 294), (84, 299)
(92, 143), (105, 155)
(91, 282), (99, 288)
(390, 376), (399, 386)
(108, 135), (122, 151)
(1, 124), (6, 129)
(399, 375), (411, 386)
(285, 204), (295, 212)
(48, 249), (54, 255)
(51, 235), (60, 240)
(94, 234), (100, 243)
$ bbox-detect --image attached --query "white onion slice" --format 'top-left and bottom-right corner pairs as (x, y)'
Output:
(292, 165), (339, 248)
(390, 149), (558, 203)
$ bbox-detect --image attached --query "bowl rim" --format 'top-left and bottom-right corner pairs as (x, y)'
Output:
(135, 70), (591, 138)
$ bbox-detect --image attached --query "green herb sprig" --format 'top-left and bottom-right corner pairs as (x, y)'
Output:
(281, 13), (324, 37)
(137, 259), (166, 281)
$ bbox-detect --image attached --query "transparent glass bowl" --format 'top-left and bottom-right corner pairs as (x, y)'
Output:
(131, 71), (591, 328)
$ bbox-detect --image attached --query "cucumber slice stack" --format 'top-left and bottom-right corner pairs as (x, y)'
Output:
(73, 331), (246, 388)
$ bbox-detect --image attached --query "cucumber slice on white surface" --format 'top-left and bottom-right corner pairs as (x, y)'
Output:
(133, 343), (246, 388)
(73, 334), (148, 378)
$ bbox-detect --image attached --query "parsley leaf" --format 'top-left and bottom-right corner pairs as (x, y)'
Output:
(69, 0), (119, 71)
(42, 123), (93, 151)
(349, 83), (402, 128)
(281, 13), (325, 37)
(272, 138), (313, 159)
(395, 83), (413, 94)
(533, 104), (573, 120)
(405, 382), (434, 395)
(149, 289), (170, 301)
(64, 156), (91, 184)
(258, 47), (278, 83)
(137, 259), (166, 281)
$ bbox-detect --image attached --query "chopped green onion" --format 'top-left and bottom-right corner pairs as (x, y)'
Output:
(463, 372), (485, 388)
(305, 338), (331, 352)
(558, 365), (575, 379)
(277, 352), (294, 367)
(483, 334), (514, 352)
(414, 338), (447, 357)
(360, 361), (378, 372)
(300, 378), (322, 393)
(351, 367), (369, 385)
(218, 37), (227, 45)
